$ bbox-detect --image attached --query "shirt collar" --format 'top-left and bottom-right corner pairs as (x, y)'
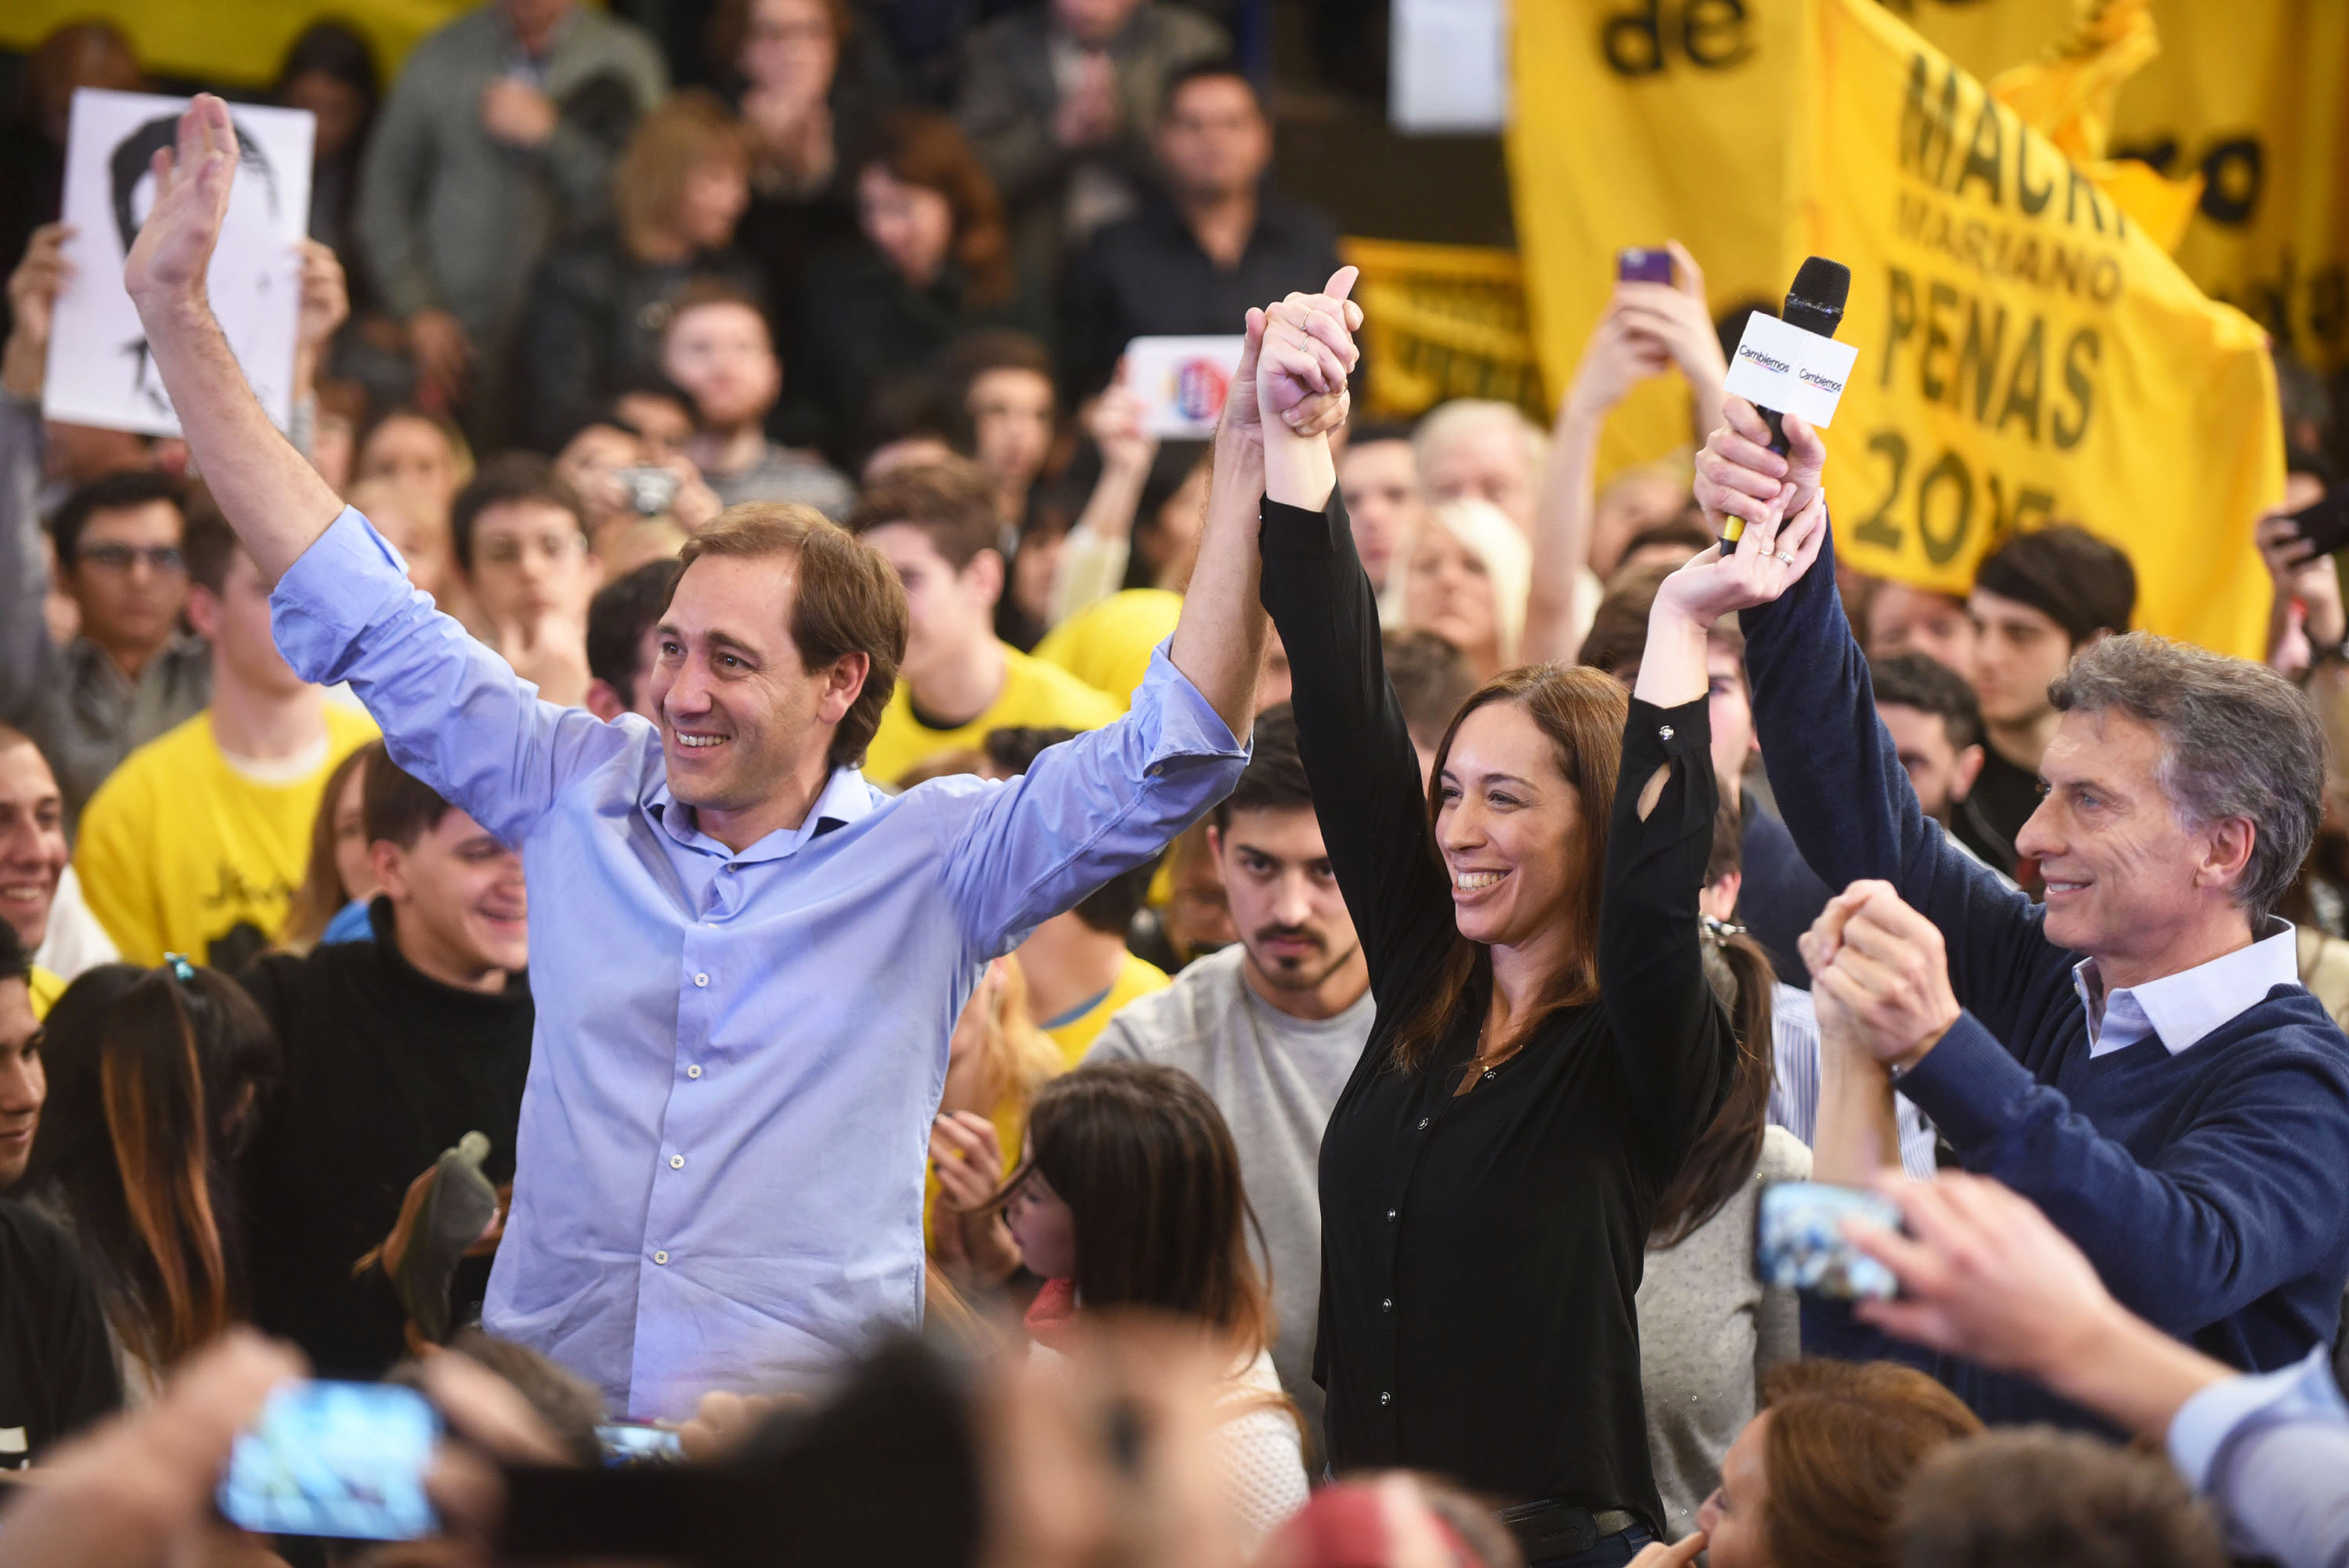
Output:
(2073, 918), (2300, 1058)
(645, 763), (876, 862)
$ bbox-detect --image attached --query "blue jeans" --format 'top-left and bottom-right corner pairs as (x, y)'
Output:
(1531, 1524), (1656, 1568)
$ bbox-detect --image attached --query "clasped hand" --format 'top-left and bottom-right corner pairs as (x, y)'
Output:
(1218, 267), (1361, 454)
(1800, 880), (1962, 1072)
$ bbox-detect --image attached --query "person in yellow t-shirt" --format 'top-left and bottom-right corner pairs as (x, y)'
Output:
(1034, 588), (1185, 712)
(74, 510), (378, 970)
(848, 459), (1123, 784)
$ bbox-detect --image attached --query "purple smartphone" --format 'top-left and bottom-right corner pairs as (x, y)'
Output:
(1617, 247), (1674, 285)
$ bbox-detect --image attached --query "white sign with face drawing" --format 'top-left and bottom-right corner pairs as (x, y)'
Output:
(44, 89), (314, 438)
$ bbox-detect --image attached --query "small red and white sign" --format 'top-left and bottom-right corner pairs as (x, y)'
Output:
(1125, 334), (1247, 438)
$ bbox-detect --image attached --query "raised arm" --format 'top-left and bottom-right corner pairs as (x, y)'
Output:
(1164, 269), (1360, 737)
(1523, 242), (1723, 665)
(1249, 281), (1463, 996)
(1600, 485), (1825, 1160)
(1702, 398), (2057, 1038)
(1048, 383), (1156, 624)
(124, 99), (622, 844)
(123, 98), (341, 582)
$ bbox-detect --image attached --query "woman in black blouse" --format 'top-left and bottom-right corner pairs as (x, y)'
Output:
(1247, 284), (1828, 1566)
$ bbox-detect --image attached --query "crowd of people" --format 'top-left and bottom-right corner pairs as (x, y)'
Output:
(2, 5), (2349, 1568)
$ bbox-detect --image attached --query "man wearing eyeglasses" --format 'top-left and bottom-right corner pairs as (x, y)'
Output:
(2, 220), (210, 832)
(0, 467), (211, 831)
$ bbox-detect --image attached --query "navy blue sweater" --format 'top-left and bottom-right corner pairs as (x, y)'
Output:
(1741, 522), (2349, 1428)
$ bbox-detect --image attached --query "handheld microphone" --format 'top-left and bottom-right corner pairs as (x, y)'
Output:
(1723, 256), (1849, 553)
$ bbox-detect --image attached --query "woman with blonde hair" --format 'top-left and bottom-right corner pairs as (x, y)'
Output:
(1393, 496), (1532, 679)
(518, 89), (761, 449)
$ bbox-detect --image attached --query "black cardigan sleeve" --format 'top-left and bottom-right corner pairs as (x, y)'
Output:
(1258, 491), (1459, 1013)
(1602, 694), (1736, 1177)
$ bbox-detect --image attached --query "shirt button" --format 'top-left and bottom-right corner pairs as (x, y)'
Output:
(669, 1154), (685, 1170)
(1417, 1117), (1430, 1130)
(686, 1064), (702, 1079)
(1386, 1209), (1397, 1221)
(1379, 1391), (1392, 1408)
(693, 972), (709, 988)
(1658, 723), (1675, 741)
(652, 1250), (669, 1265)
(1380, 1297), (1392, 1312)
(1483, 1069), (1496, 1080)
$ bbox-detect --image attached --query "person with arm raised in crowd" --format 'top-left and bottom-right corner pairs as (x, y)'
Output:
(116, 97), (1286, 1418)
(1258, 272), (1824, 1563)
(1700, 395), (2349, 1427)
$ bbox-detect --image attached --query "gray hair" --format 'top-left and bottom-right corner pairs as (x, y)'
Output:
(2049, 633), (2323, 920)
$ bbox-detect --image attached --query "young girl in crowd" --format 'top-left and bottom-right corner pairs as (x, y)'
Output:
(22, 959), (279, 1400)
(278, 741), (384, 954)
(965, 1062), (1312, 1540)
(1636, 803), (1809, 1538)
(1253, 276), (1825, 1565)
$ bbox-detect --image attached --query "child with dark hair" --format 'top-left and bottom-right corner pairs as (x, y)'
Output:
(24, 959), (279, 1394)
(983, 1061), (1310, 1539)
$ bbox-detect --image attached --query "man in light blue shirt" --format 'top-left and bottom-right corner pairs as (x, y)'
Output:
(121, 98), (1345, 1416)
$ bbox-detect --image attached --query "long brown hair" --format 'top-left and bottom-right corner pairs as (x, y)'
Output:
(280, 741), (381, 954)
(1651, 800), (1775, 1247)
(1012, 1062), (1272, 1358)
(858, 110), (1014, 307)
(1387, 664), (1627, 1073)
(1760, 1361), (1985, 1568)
(25, 963), (279, 1369)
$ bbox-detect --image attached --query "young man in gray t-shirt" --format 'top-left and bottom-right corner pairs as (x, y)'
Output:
(1086, 705), (1371, 1455)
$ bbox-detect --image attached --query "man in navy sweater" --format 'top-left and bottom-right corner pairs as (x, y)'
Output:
(1694, 394), (2349, 1427)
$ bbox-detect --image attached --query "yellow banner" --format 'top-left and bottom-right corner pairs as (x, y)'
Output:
(1792, 0), (2281, 658)
(1506, 0), (1804, 478)
(5, 1), (481, 88)
(1339, 238), (1548, 424)
(1891, 0), (2349, 376)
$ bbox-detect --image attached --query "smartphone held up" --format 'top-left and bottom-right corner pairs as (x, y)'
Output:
(1755, 1180), (1900, 1301)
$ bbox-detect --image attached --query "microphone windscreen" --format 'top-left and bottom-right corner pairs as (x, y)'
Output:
(1784, 257), (1850, 338)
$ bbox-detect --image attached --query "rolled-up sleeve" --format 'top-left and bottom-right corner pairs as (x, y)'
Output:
(943, 640), (1247, 955)
(2170, 1349), (2349, 1568)
(272, 507), (630, 846)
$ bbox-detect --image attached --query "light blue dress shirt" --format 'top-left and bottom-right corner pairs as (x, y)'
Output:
(271, 507), (1247, 1416)
(2073, 917), (2300, 1058)
(2168, 1346), (2349, 1568)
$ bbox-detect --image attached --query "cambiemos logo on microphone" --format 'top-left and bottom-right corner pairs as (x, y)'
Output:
(1723, 312), (1860, 429)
